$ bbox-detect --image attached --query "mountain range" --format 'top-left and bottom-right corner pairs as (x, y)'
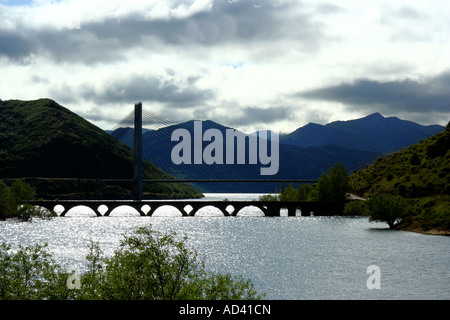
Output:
(280, 112), (444, 153)
(110, 114), (444, 192)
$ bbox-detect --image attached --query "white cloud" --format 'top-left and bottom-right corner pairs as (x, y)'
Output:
(1, 0), (450, 133)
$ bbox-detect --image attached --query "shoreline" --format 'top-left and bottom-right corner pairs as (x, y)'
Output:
(397, 222), (450, 236)
(401, 228), (450, 236)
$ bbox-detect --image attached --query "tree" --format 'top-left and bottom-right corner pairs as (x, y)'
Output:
(317, 163), (350, 202)
(1, 180), (40, 221)
(366, 193), (409, 229)
(296, 184), (314, 201)
(280, 183), (296, 201)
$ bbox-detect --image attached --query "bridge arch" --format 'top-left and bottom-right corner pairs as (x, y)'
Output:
(151, 205), (184, 217)
(64, 205), (98, 217)
(97, 205), (109, 216)
(194, 205), (228, 217)
(52, 204), (65, 216)
(108, 205), (142, 217)
(141, 204), (151, 215)
(234, 205), (265, 217)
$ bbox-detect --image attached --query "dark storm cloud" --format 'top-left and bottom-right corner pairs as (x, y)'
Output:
(0, 26), (125, 64)
(0, 0), (322, 63)
(78, 75), (214, 108)
(0, 28), (34, 61)
(86, 0), (320, 46)
(297, 72), (450, 114)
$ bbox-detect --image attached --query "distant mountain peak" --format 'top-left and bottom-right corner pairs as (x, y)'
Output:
(366, 112), (384, 119)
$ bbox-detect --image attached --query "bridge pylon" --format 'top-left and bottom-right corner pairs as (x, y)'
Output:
(133, 102), (143, 200)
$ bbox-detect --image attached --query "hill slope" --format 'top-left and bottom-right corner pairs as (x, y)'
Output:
(281, 113), (444, 153)
(350, 123), (450, 233)
(0, 99), (201, 199)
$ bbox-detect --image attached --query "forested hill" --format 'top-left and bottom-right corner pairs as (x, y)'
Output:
(350, 122), (449, 198)
(350, 122), (450, 233)
(0, 99), (201, 199)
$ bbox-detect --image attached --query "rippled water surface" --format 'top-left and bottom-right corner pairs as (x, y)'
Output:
(1, 193), (449, 300)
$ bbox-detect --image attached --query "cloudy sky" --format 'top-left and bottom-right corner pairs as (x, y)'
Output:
(1, 0), (449, 133)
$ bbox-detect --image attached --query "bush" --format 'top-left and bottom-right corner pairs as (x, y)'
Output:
(0, 226), (264, 300)
(0, 243), (71, 300)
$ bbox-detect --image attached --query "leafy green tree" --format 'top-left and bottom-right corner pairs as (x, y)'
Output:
(0, 180), (44, 221)
(366, 193), (409, 229)
(8, 180), (36, 204)
(317, 163), (350, 202)
(276, 183), (315, 202)
(280, 183), (296, 201)
(297, 184), (314, 201)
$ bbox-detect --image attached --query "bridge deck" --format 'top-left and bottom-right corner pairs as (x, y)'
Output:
(28, 199), (345, 217)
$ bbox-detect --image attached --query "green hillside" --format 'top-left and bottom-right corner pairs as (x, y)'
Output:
(350, 123), (450, 234)
(0, 99), (202, 200)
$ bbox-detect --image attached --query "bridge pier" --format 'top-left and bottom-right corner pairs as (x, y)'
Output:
(287, 204), (297, 217)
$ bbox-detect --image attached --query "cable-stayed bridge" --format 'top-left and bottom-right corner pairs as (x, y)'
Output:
(109, 103), (317, 197)
(27, 103), (355, 217)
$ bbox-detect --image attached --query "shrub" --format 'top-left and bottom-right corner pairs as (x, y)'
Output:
(0, 226), (264, 300)
(0, 243), (71, 300)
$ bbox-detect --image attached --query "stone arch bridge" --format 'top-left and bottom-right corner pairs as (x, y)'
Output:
(28, 200), (345, 217)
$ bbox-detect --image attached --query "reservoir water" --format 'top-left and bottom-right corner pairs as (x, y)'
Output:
(0, 193), (448, 300)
